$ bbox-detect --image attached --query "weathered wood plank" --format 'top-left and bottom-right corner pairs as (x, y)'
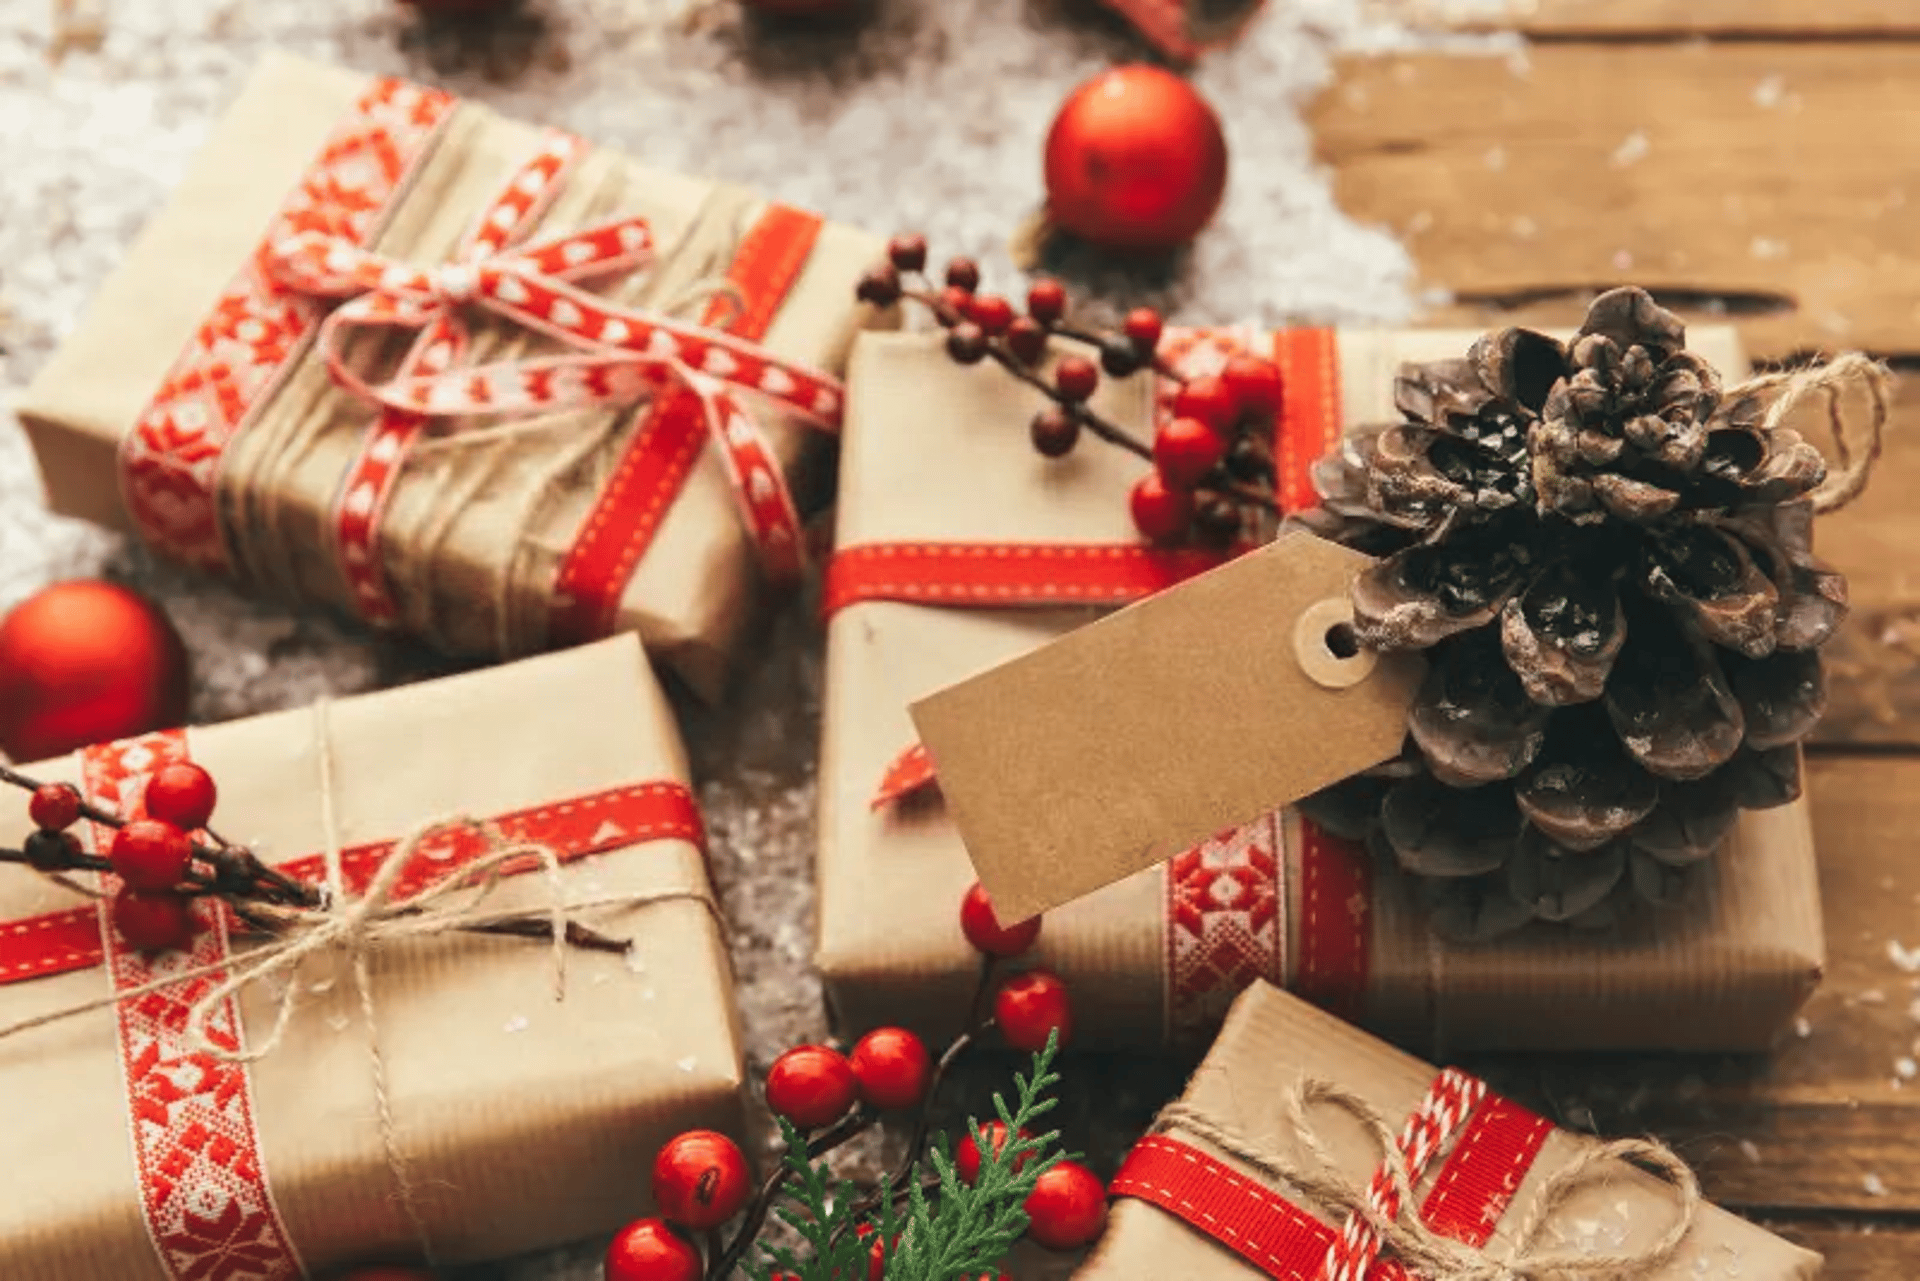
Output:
(1757, 1218), (1920, 1279)
(1309, 43), (1920, 361)
(1394, 0), (1920, 39)
(1463, 754), (1920, 1214)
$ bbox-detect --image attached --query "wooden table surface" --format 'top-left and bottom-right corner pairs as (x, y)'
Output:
(1311, 6), (1920, 1275)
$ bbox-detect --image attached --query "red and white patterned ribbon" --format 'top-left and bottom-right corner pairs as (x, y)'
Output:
(262, 133), (843, 604)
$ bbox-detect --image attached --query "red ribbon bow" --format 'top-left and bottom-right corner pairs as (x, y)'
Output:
(261, 131), (842, 617)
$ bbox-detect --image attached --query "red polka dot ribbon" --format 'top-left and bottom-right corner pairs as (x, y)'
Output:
(1110, 1069), (1553, 1279)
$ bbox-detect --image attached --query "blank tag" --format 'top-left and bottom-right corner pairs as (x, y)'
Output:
(911, 533), (1423, 921)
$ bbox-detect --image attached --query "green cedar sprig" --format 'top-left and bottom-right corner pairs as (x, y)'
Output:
(744, 1034), (1068, 1281)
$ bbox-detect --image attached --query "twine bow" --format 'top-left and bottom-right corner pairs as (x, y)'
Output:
(1158, 1078), (1700, 1281)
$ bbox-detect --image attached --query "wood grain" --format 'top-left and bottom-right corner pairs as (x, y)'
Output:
(1392, 0), (1920, 39)
(1463, 754), (1920, 1215)
(1309, 43), (1920, 361)
(1757, 1219), (1920, 1279)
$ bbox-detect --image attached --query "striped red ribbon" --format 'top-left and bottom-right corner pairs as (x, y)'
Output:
(1110, 1070), (1553, 1279)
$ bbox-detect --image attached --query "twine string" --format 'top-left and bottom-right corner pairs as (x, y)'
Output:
(1720, 351), (1892, 516)
(1155, 1076), (1699, 1280)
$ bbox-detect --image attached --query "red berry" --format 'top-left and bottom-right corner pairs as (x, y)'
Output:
(144, 762), (217, 832)
(995, 969), (1073, 1052)
(1223, 353), (1285, 419)
(1153, 416), (1228, 490)
(850, 1028), (932, 1110)
(1026, 278), (1067, 325)
(1024, 1161), (1109, 1250)
(1054, 356), (1099, 402)
(1123, 307), (1164, 354)
(887, 233), (928, 274)
(108, 818), (192, 891)
(1007, 316), (1049, 366)
(111, 889), (197, 953)
(947, 323), (990, 365)
(939, 285), (973, 320)
(1172, 374), (1238, 432)
(23, 828), (79, 870)
(28, 783), (81, 832)
(855, 1224), (893, 1280)
(857, 265), (903, 307)
(967, 294), (1015, 336)
(765, 1045), (858, 1129)
(1130, 472), (1195, 543)
(605, 1218), (701, 1281)
(960, 882), (1042, 957)
(652, 1130), (751, 1231)
(956, 1121), (1033, 1185)
(1030, 406), (1080, 459)
(945, 258), (981, 292)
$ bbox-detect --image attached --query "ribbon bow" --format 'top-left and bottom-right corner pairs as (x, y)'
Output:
(262, 131), (843, 601)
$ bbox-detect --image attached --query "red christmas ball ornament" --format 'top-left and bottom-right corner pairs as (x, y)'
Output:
(765, 1045), (859, 1129)
(144, 761), (218, 832)
(850, 1027), (932, 1110)
(1025, 1161), (1109, 1250)
(652, 1130), (752, 1230)
(994, 969), (1073, 1052)
(0, 581), (190, 764)
(604, 1218), (702, 1281)
(1130, 473), (1195, 543)
(1044, 66), (1229, 252)
(109, 819), (193, 891)
(1153, 417), (1228, 490)
(111, 888), (197, 953)
(959, 881), (1042, 957)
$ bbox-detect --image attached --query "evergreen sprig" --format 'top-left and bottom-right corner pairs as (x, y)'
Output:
(745, 1035), (1069, 1281)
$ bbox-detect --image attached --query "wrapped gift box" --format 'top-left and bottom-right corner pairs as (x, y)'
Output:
(0, 635), (741, 1278)
(815, 326), (1823, 1053)
(1082, 981), (1821, 1279)
(17, 53), (886, 701)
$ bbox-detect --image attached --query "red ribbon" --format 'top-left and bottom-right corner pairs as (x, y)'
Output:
(1110, 1070), (1553, 1280)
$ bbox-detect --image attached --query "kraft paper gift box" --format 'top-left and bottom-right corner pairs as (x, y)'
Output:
(0, 635), (742, 1278)
(815, 326), (1823, 1053)
(1080, 981), (1822, 1279)
(17, 52), (887, 702)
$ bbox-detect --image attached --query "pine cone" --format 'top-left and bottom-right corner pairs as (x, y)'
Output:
(1298, 289), (1848, 938)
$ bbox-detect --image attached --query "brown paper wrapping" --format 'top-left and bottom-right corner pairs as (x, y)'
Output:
(816, 328), (1823, 1053)
(0, 635), (743, 1277)
(16, 53), (888, 702)
(1079, 981), (1822, 1280)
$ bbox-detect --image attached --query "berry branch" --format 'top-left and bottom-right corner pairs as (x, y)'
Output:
(857, 234), (1290, 548)
(606, 883), (1109, 1281)
(0, 763), (629, 957)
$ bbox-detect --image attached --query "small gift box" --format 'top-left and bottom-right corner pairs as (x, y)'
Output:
(18, 53), (886, 701)
(1082, 980), (1821, 1279)
(0, 635), (741, 1278)
(817, 325), (1824, 1053)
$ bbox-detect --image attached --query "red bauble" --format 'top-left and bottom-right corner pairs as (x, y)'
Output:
(1130, 473), (1195, 543)
(652, 1130), (751, 1230)
(111, 889), (197, 953)
(109, 819), (193, 891)
(1025, 1161), (1109, 1250)
(145, 761), (218, 832)
(1153, 417), (1228, 490)
(850, 1027), (932, 1110)
(995, 969), (1073, 1052)
(959, 881), (1042, 957)
(765, 1045), (859, 1129)
(1044, 66), (1229, 252)
(605, 1218), (702, 1281)
(0, 581), (189, 763)
(956, 1121), (1032, 1185)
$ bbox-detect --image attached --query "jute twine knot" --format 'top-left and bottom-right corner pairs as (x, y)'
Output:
(1156, 1077), (1700, 1280)
(1724, 350), (1893, 517)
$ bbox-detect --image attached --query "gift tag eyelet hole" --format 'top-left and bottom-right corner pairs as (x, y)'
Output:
(1294, 597), (1377, 690)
